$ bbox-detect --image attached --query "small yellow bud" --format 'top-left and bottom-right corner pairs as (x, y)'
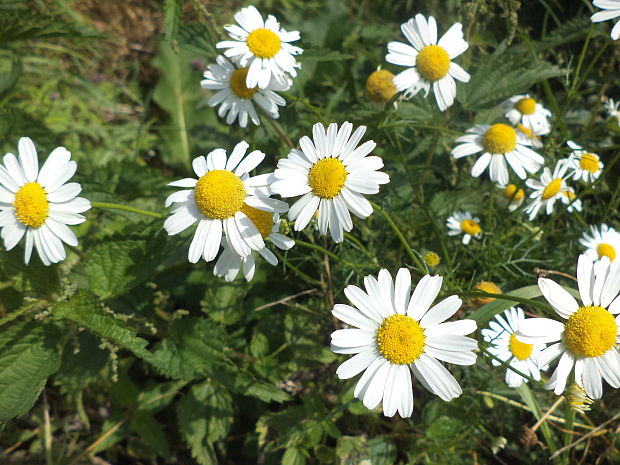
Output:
(365, 70), (396, 104)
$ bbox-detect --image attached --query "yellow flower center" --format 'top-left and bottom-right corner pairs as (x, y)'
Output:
(579, 153), (600, 174)
(13, 182), (49, 228)
(563, 306), (617, 358)
(308, 158), (347, 199)
(509, 333), (533, 361)
(542, 178), (562, 200)
(365, 69), (396, 103)
(229, 68), (258, 99)
(415, 45), (451, 82)
(597, 243), (616, 262)
(515, 97), (537, 115)
(516, 123), (535, 139)
(460, 219), (481, 236)
(424, 251), (441, 268)
(473, 281), (501, 306)
(376, 314), (425, 365)
(246, 28), (282, 59)
(240, 204), (273, 239)
(194, 170), (246, 220)
(503, 184), (525, 202)
(482, 124), (517, 154)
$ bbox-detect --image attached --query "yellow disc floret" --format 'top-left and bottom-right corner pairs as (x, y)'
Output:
(515, 97), (537, 115)
(415, 45), (450, 82)
(229, 68), (258, 99)
(13, 182), (49, 228)
(308, 158), (347, 199)
(472, 281), (501, 306)
(246, 28), (282, 59)
(516, 123), (535, 139)
(240, 204), (273, 239)
(482, 124), (517, 154)
(460, 219), (481, 236)
(365, 69), (397, 103)
(597, 243), (616, 262)
(542, 178), (562, 200)
(503, 184), (525, 202)
(579, 153), (600, 173)
(194, 170), (246, 219)
(376, 314), (425, 365)
(509, 333), (533, 361)
(563, 306), (617, 358)
(424, 251), (441, 268)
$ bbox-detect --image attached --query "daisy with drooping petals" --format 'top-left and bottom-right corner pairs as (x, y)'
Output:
(214, 210), (294, 282)
(216, 5), (302, 89)
(579, 224), (620, 262)
(502, 94), (552, 133)
(481, 307), (547, 388)
(516, 254), (620, 399)
(271, 122), (389, 243)
(201, 55), (291, 128)
(497, 183), (526, 212)
(524, 159), (571, 220)
(591, 0), (620, 40)
(446, 211), (481, 245)
(603, 96), (620, 123)
(331, 268), (477, 417)
(164, 141), (288, 263)
(566, 141), (604, 183)
(0, 137), (90, 266)
(386, 14), (470, 111)
(451, 123), (544, 185)
(515, 122), (548, 149)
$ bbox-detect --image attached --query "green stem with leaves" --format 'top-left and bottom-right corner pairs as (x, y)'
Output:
(91, 202), (163, 219)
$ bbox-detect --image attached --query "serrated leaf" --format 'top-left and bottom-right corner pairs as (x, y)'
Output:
(0, 8), (98, 43)
(163, 0), (182, 45)
(177, 383), (233, 465)
(76, 224), (168, 299)
(53, 292), (155, 363)
(177, 22), (217, 58)
(130, 410), (171, 458)
(0, 321), (61, 421)
(282, 447), (307, 465)
(151, 317), (227, 380)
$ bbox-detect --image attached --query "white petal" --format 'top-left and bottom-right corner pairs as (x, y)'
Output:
(538, 278), (578, 318)
(407, 275), (443, 320)
(420, 295), (462, 328)
(17, 137), (39, 182)
(412, 354), (462, 401)
(336, 348), (377, 380)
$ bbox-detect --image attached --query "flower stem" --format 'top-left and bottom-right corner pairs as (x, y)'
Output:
(0, 300), (48, 327)
(370, 201), (425, 272)
(91, 202), (163, 219)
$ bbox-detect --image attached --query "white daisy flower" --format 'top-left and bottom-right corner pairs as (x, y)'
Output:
(516, 254), (620, 398)
(446, 211), (481, 245)
(216, 5), (302, 89)
(579, 224), (620, 263)
(497, 183), (526, 212)
(164, 141), (288, 263)
(591, 0), (620, 40)
(481, 307), (547, 388)
(515, 122), (548, 149)
(201, 55), (290, 128)
(271, 122), (389, 243)
(331, 268), (477, 417)
(560, 187), (582, 213)
(524, 159), (571, 220)
(214, 210), (294, 282)
(0, 137), (90, 265)
(502, 94), (552, 133)
(603, 96), (620, 123)
(566, 141), (604, 183)
(451, 123), (544, 185)
(386, 14), (470, 111)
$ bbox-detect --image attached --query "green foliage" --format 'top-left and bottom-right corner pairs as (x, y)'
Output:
(0, 321), (61, 421)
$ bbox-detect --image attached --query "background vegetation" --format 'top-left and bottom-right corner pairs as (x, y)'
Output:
(0, 0), (619, 464)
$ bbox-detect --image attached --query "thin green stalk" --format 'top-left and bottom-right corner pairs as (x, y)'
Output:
(344, 232), (375, 262)
(0, 300), (47, 328)
(481, 348), (542, 386)
(370, 201), (425, 272)
(273, 249), (321, 286)
(294, 239), (364, 271)
(461, 290), (554, 315)
(91, 202), (163, 219)
(561, 406), (576, 465)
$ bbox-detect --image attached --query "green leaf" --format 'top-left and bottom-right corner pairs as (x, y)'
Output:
(53, 292), (155, 363)
(282, 447), (307, 465)
(0, 8), (98, 43)
(152, 40), (210, 169)
(366, 438), (396, 465)
(177, 383), (233, 465)
(0, 321), (61, 421)
(76, 223), (168, 299)
(0, 53), (22, 101)
(202, 278), (248, 325)
(130, 410), (171, 458)
(151, 317), (227, 380)
(163, 0), (182, 45)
